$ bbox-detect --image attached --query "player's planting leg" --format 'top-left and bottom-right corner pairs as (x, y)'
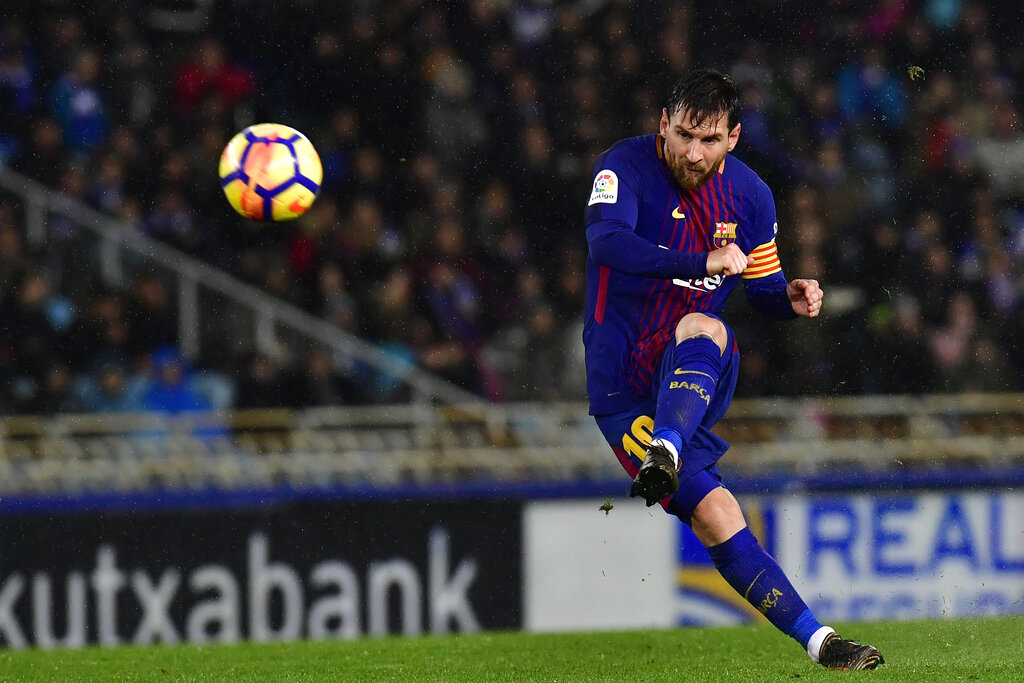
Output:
(691, 487), (884, 669)
(706, 524), (827, 654)
(631, 315), (725, 506)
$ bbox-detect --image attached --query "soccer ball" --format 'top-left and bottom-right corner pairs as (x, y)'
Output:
(219, 123), (323, 222)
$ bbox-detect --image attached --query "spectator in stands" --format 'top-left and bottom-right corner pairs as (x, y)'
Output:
(360, 267), (425, 402)
(0, 44), (33, 162)
(142, 346), (214, 414)
(171, 36), (254, 121)
(3, 273), (65, 384)
(862, 296), (935, 394)
(964, 336), (1013, 393)
(836, 43), (909, 156)
(25, 364), (86, 414)
(929, 292), (980, 390)
(332, 196), (403, 288)
(91, 152), (129, 215)
(0, 30), (33, 112)
(79, 358), (146, 413)
(235, 352), (286, 409)
(48, 47), (108, 155)
(106, 17), (158, 127)
(16, 119), (65, 187)
(124, 275), (178, 356)
(316, 263), (358, 334)
(144, 187), (201, 254)
(423, 53), (489, 174)
(971, 99), (1024, 200)
(293, 347), (366, 407)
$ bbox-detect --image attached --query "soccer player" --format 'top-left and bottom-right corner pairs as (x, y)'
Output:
(583, 68), (883, 670)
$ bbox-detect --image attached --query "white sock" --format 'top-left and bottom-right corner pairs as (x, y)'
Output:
(807, 626), (836, 663)
(649, 438), (680, 469)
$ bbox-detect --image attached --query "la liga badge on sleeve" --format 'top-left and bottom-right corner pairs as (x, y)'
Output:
(589, 169), (619, 205)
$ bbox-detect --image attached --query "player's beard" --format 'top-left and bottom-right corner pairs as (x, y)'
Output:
(664, 144), (721, 191)
(673, 163), (716, 191)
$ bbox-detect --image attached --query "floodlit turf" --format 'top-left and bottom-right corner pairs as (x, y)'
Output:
(0, 616), (1021, 682)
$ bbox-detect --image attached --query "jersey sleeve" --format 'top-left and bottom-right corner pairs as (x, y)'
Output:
(584, 150), (642, 235)
(742, 180), (796, 319)
(741, 181), (784, 281)
(585, 148), (707, 279)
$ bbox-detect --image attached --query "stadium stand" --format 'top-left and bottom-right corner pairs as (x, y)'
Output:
(0, 0), (1022, 416)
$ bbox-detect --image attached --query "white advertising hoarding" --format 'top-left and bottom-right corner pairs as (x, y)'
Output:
(771, 490), (1024, 621)
(523, 499), (677, 631)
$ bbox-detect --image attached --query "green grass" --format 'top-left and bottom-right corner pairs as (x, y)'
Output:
(0, 617), (1020, 682)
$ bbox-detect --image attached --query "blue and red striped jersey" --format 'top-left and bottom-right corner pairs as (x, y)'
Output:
(584, 133), (789, 415)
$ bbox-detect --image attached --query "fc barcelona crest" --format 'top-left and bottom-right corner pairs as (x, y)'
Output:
(713, 222), (737, 248)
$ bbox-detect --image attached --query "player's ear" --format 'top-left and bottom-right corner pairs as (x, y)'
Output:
(727, 122), (741, 152)
(659, 108), (670, 136)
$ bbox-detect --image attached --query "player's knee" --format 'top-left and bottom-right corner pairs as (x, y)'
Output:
(675, 313), (728, 354)
(690, 487), (746, 546)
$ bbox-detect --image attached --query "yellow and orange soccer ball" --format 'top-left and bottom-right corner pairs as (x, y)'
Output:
(219, 123), (323, 222)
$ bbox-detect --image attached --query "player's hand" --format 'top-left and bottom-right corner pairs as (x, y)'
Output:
(706, 244), (748, 277)
(787, 278), (823, 317)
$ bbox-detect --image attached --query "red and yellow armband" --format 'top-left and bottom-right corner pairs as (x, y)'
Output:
(742, 240), (782, 279)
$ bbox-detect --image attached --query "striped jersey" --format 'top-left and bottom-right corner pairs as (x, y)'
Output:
(584, 133), (789, 415)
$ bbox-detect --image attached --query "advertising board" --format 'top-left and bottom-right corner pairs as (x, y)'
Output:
(678, 490), (1024, 625)
(0, 499), (521, 648)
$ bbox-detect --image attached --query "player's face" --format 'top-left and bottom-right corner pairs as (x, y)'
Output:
(659, 108), (740, 191)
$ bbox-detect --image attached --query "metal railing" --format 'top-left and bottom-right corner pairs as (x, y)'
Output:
(0, 165), (482, 405)
(0, 394), (1020, 497)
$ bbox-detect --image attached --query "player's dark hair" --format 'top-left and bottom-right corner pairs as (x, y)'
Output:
(666, 68), (740, 131)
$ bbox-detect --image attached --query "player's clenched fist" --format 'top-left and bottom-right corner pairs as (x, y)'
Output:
(706, 243), (748, 276)
(787, 278), (823, 317)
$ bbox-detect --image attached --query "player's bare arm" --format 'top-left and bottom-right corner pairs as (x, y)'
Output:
(787, 278), (823, 318)
(705, 243), (747, 277)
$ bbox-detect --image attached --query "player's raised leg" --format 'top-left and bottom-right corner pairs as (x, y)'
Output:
(688, 485), (884, 669)
(630, 313), (727, 506)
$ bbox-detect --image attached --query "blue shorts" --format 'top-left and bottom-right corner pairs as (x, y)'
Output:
(594, 314), (740, 524)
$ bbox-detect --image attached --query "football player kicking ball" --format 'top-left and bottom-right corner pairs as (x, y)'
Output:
(583, 68), (883, 670)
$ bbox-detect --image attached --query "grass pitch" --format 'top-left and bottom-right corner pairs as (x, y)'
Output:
(0, 616), (1020, 682)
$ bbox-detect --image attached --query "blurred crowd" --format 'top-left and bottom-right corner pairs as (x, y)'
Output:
(0, 0), (1022, 415)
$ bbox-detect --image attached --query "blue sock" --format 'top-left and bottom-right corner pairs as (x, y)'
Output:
(707, 528), (824, 648)
(651, 336), (722, 457)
